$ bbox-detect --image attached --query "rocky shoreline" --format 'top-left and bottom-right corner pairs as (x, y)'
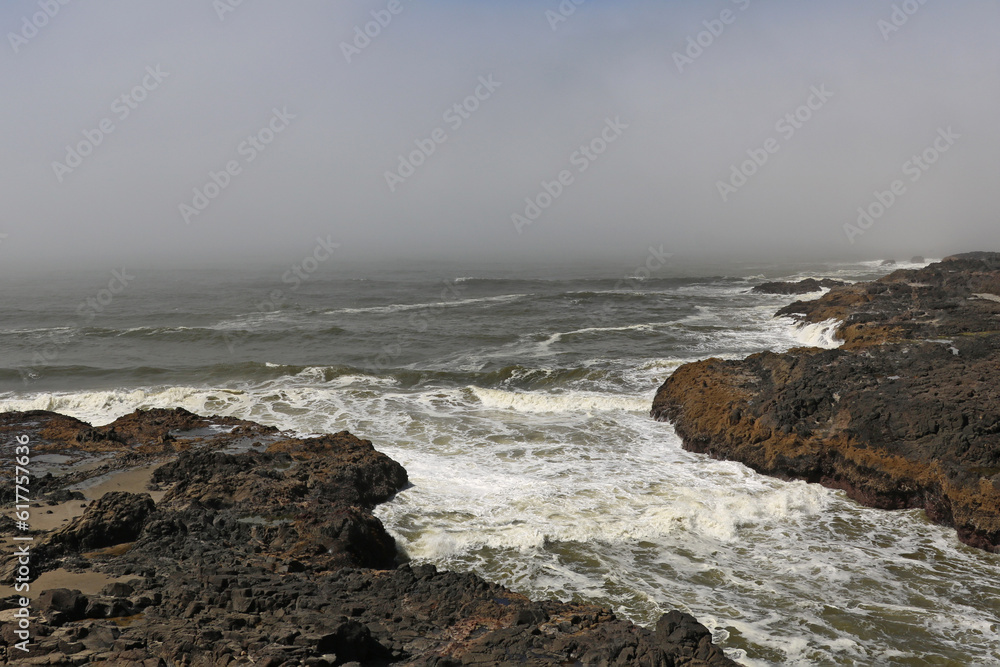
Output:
(1, 408), (737, 666)
(653, 253), (1000, 552)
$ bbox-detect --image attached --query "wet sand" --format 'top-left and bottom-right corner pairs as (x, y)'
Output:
(15, 461), (171, 534)
(28, 499), (91, 532)
(71, 461), (172, 502)
(0, 567), (137, 599)
(0, 462), (171, 601)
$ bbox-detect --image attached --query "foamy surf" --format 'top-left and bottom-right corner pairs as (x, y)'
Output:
(3, 259), (997, 666)
(469, 386), (649, 413)
(373, 408), (1000, 667)
(326, 293), (528, 316)
(0, 387), (253, 426)
(784, 318), (843, 349)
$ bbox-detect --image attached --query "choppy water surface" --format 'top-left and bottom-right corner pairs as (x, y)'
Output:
(1, 258), (997, 665)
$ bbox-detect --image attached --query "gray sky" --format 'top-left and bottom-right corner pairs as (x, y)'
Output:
(1, 0), (998, 273)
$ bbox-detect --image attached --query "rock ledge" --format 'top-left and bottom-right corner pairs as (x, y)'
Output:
(653, 254), (1000, 552)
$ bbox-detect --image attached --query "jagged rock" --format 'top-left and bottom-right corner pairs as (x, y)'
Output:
(101, 582), (134, 598)
(654, 254), (1000, 552)
(49, 492), (155, 552)
(751, 278), (847, 294)
(0, 407), (737, 666)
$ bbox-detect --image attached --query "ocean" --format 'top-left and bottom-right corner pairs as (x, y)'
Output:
(1, 257), (998, 665)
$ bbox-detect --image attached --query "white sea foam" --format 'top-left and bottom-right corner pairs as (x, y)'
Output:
(117, 326), (197, 336)
(784, 318), (843, 349)
(537, 323), (659, 350)
(210, 311), (291, 331)
(0, 386), (252, 426)
(5, 258), (999, 665)
(327, 373), (400, 387)
(326, 293), (527, 316)
(5, 361), (1000, 665)
(0, 326), (76, 336)
(469, 386), (648, 413)
(385, 428), (808, 561)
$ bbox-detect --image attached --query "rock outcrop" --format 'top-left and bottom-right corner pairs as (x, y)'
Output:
(751, 278), (847, 295)
(654, 253), (1000, 552)
(1, 408), (737, 666)
(42, 491), (155, 553)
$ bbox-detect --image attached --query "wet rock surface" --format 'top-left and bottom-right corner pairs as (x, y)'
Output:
(750, 278), (847, 295)
(654, 253), (1000, 552)
(1, 408), (737, 666)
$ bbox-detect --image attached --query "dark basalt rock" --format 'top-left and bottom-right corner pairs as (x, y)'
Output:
(654, 253), (1000, 552)
(3, 492), (156, 580)
(49, 491), (156, 552)
(37, 588), (89, 621)
(751, 278), (847, 295)
(0, 407), (738, 666)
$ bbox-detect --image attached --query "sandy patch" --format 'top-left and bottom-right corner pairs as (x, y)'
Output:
(71, 461), (172, 503)
(29, 500), (90, 531)
(0, 568), (137, 599)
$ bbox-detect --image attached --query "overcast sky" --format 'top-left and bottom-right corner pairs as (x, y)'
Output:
(1, 0), (998, 273)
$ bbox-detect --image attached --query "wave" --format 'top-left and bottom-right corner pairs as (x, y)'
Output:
(481, 364), (619, 391)
(0, 361), (398, 392)
(469, 386), (648, 414)
(397, 474), (831, 558)
(0, 386), (245, 426)
(0, 326), (76, 336)
(784, 318), (843, 349)
(210, 310), (294, 330)
(0, 323), (347, 345)
(537, 323), (660, 351)
(325, 294), (529, 316)
(1, 358), (638, 400)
